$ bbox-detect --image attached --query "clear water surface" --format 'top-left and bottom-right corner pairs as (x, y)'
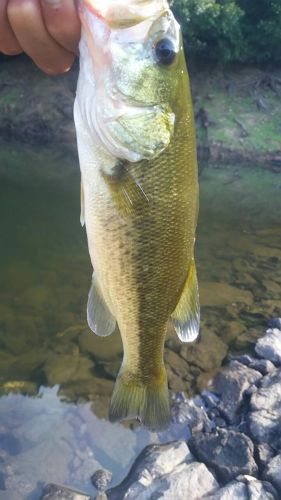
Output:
(0, 143), (280, 499)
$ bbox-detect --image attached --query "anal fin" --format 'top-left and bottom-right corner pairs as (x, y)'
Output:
(87, 274), (116, 336)
(171, 259), (200, 343)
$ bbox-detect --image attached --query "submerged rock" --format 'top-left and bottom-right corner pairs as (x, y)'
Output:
(189, 429), (258, 484)
(199, 282), (253, 307)
(91, 469), (112, 492)
(40, 483), (91, 499)
(180, 328), (228, 373)
(212, 360), (261, 423)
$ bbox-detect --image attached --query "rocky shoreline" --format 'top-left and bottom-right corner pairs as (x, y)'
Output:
(40, 318), (281, 499)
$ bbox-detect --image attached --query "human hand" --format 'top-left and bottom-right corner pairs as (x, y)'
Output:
(0, 0), (80, 74)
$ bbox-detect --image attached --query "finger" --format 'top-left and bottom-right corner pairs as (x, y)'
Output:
(7, 0), (75, 74)
(40, 0), (80, 54)
(0, 0), (22, 54)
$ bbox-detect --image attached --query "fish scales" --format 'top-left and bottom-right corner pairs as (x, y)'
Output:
(75, 0), (199, 430)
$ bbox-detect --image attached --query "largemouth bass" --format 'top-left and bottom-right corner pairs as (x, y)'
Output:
(74, 0), (199, 430)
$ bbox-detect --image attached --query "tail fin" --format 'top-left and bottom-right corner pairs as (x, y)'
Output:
(108, 367), (171, 431)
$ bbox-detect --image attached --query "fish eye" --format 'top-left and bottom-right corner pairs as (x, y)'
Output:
(154, 38), (176, 66)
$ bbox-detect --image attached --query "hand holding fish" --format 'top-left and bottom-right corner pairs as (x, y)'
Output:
(0, 0), (80, 74)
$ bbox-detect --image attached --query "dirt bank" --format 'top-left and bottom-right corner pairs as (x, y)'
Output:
(0, 55), (280, 167)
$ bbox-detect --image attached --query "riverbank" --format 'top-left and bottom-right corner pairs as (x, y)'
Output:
(0, 56), (280, 167)
(41, 319), (281, 499)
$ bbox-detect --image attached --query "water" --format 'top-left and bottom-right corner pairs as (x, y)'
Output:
(0, 143), (280, 499)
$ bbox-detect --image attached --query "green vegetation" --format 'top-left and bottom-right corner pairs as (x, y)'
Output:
(172, 0), (281, 64)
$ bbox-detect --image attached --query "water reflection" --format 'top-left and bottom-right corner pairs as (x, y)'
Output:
(0, 387), (189, 499)
(0, 143), (280, 498)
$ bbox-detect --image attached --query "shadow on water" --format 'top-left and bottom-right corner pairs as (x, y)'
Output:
(0, 143), (280, 498)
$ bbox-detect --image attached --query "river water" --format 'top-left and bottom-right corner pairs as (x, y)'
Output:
(0, 143), (280, 499)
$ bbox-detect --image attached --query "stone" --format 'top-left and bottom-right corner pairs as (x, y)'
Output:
(108, 461), (218, 500)
(205, 480), (248, 499)
(262, 454), (281, 494)
(199, 281), (253, 307)
(91, 469), (112, 492)
(201, 390), (220, 409)
(165, 349), (193, 381)
(256, 444), (274, 471)
(223, 321), (246, 343)
(44, 353), (80, 385)
(78, 329), (122, 360)
(180, 328), (228, 373)
(207, 476), (278, 500)
(268, 318), (281, 330)
(248, 369), (281, 445)
(232, 354), (275, 375)
(189, 429), (258, 484)
(40, 483), (91, 499)
(255, 328), (281, 365)
(171, 395), (212, 433)
(107, 441), (194, 499)
(212, 361), (261, 423)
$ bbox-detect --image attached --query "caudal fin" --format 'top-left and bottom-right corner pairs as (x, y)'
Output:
(108, 367), (171, 431)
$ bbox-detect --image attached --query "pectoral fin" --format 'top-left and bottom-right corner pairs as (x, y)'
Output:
(171, 260), (200, 342)
(80, 179), (85, 227)
(87, 274), (116, 336)
(103, 160), (149, 216)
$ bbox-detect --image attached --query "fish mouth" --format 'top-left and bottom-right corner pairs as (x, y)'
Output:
(83, 0), (170, 28)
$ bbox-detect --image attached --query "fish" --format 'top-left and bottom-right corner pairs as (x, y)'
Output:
(74, 0), (200, 430)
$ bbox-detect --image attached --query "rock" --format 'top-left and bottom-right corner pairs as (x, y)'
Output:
(248, 368), (281, 445)
(212, 361), (262, 423)
(223, 321), (246, 343)
(107, 441), (194, 499)
(165, 349), (193, 393)
(201, 390), (220, 409)
(268, 318), (281, 330)
(255, 328), (281, 365)
(199, 281), (253, 307)
(189, 429), (258, 484)
(171, 394), (212, 433)
(91, 469), (112, 492)
(40, 483), (91, 499)
(262, 453), (281, 494)
(180, 328), (228, 373)
(207, 476), (278, 500)
(78, 329), (122, 360)
(233, 354), (275, 375)
(44, 353), (80, 385)
(108, 461), (218, 500)
(256, 444), (274, 471)
(0, 471), (5, 491)
(205, 480), (248, 499)
(148, 461), (219, 499)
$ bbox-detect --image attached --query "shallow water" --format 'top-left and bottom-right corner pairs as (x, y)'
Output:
(0, 143), (280, 498)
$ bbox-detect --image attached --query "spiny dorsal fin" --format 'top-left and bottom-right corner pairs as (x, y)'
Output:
(171, 259), (200, 342)
(87, 274), (116, 336)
